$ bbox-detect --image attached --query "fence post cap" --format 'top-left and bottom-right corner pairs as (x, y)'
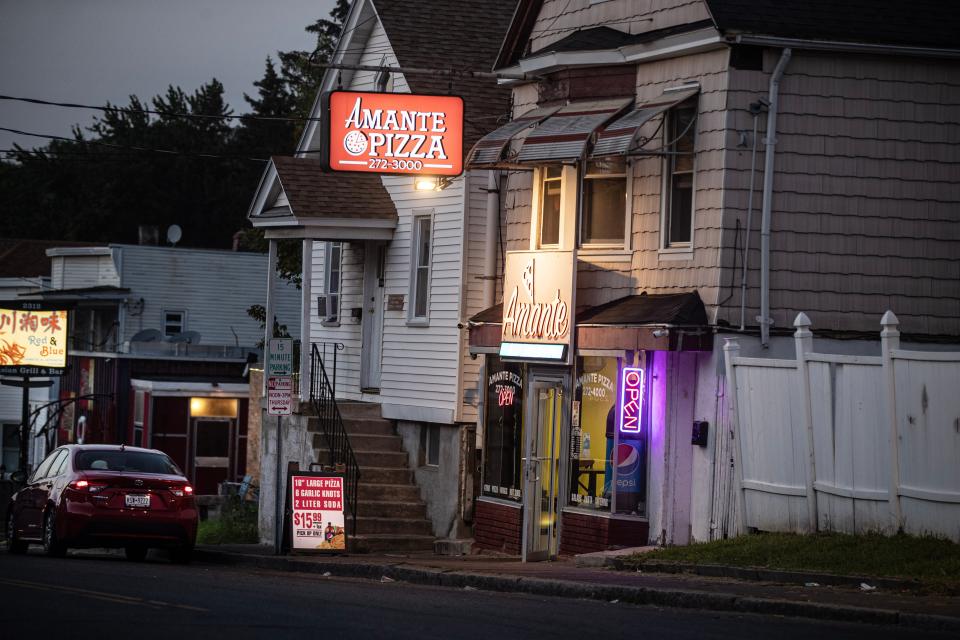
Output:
(722, 337), (740, 351)
(880, 310), (899, 328)
(793, 312), (812, 330)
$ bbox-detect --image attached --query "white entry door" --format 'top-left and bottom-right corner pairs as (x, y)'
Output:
(360, 243), (385, 392)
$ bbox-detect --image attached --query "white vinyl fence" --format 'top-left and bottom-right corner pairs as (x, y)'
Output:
(724, 312), (960, 541)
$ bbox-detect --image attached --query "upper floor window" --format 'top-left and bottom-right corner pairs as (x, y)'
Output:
(322, 241), (342, 325)
(582, 158), (627, 246)
(539, 166), (562, 247)
(164, 310), (185, 337)
(662, 101), (697, 248)
(409, 215), (432, 323)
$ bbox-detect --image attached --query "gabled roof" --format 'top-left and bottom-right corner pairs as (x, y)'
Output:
(0, 238), (96, 278)
(704, 0), (960, 50)
(374, 0), (517, 151)
(271, 156), (396, 221)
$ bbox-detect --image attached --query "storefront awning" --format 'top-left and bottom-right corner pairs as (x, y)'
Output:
(591, 86), (699, 159)
(468, 292), (712, 353)
(466, 106), (560, 168)
(516, 97), (632, 164)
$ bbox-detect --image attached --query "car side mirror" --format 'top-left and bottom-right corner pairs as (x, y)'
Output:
(9, 469), (27, 483)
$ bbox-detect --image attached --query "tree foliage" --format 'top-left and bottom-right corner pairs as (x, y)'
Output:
(1, 3), (349, 256)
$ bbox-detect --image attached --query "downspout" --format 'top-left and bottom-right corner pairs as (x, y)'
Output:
(483, 171), (500, 307)
(759, 48), (791, 347)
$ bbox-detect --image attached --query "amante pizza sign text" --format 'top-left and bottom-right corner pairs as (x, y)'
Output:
(322, 91), (464, 176)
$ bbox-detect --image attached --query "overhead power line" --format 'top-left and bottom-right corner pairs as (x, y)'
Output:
(0, 127), (268, 162)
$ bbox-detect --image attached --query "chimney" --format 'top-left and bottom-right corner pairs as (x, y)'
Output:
(138, 225), (160, 245)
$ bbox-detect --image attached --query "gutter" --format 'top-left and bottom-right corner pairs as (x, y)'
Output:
(731, 34), (960, 60)
(759, 48), (791, 348)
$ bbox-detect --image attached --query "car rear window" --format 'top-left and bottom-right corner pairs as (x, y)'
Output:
(75, 450), (182, 475)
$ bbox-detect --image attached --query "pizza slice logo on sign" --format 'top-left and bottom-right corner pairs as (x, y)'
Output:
(322, 91), (464, 176)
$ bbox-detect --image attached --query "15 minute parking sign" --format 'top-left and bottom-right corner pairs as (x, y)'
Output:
(267, 338), (293, 416)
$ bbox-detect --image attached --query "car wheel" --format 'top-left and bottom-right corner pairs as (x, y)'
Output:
(6, 510), (28, 554)
(171, 543), (193, 564)
(42, 509), (67, 558)
(124, 546), (148, 562)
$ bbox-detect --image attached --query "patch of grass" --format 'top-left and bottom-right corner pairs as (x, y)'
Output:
(197, 497), (259, 545)
(621, 532), (960, 590)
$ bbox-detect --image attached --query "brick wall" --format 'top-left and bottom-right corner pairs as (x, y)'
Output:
(559, 510), (649, 555)
(474, 499), (522, 555)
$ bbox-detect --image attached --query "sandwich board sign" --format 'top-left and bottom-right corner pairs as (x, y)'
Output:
(288, 471), (347, 552)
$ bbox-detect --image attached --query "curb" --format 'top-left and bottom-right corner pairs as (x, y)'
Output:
(611, 559), (926, 592)
(195, 549), (960, 632)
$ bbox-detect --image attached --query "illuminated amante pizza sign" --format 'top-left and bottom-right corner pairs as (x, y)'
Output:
(0, 305), (69, 375)
(321, 91), (464, 176)
(499, 250), (574, 363)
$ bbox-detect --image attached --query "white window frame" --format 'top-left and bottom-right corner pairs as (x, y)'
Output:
(321, 241), (342, 326)
(535, 166), (563, 249)
(659, 100), (698, 257)
(407, 212), (433, 326)
(163, 310), (186, 337)
(579, 158), (632, 258)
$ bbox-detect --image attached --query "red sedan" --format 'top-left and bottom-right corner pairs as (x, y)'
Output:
(4, 444), (198, 562)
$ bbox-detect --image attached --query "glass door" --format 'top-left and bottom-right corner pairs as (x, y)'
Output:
(522, 376), (565, 562)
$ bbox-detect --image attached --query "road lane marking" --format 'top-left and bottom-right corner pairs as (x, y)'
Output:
(0, 578), (210, 612)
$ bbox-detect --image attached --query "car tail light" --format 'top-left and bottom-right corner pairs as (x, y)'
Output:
(171, 485), (194, 497)
(70, 479), (107, 493)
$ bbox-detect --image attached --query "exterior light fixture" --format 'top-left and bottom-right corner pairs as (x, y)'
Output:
(414, 175), (451, 191)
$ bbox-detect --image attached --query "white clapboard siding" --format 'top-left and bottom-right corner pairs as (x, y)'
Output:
(116, 245), (300, 348)
(50, 253), (121, 290)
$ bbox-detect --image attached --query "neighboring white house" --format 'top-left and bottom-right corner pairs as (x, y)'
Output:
(248, 0), (517, 550)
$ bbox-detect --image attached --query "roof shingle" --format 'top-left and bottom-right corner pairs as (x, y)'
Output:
(271, 156), (396, 220)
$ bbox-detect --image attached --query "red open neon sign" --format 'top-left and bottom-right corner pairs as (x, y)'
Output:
(619, 367), (644, 433)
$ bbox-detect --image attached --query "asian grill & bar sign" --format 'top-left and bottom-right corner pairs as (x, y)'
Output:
(321, 91), (464, 176)
(0, 305), (68, 375)
(500, 250), (573, 362)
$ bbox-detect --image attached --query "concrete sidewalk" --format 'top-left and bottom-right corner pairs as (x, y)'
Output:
(196, 544), (960, 632)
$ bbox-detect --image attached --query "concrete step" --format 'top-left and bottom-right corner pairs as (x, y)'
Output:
(357, 467), (414, 485)
(355, 516), (433, 536)
(348, 433), (404, 452)
(354, 450), (409, 468)
(351, 533), (436, 554)
(357, 500), (427, 519)
(337, 401), (382, 419)
(344, 418), (395, 436)
(357, 483), (421, 502)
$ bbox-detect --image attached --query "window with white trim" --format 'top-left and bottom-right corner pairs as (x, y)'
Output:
(662, 100), (697, 248)
(322, 241), (342, 325)
(582, 158), (627, 246)
(538, 166), (562, 247)
(163, 310), (185, 337)
(409, 215), (432, 323)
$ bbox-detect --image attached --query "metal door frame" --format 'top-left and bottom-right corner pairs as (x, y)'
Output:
(521, 368), (569, 562)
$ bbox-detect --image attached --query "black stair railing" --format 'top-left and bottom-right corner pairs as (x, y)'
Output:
(309, 342), (360, 535)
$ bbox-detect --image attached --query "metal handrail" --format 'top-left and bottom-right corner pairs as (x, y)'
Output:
(309, 343), (359, 535)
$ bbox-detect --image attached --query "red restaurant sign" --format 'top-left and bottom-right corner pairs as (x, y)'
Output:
(321, 91), (464, 176)
(290, 472), (346, 552)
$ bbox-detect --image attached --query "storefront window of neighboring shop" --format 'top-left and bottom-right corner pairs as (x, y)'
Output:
(570, 355), (648, 516)
(481, 356), (523, 502)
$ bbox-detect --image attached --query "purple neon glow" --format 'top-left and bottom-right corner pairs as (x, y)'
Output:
(619, 366), (644, 433)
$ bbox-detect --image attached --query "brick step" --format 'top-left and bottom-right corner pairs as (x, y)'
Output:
(357, 500), (427, 519)
(354, 450), (409, 468)
(357, 483), (421, 502)
(351, 534), (435, 554)
(337, 402), (382, 419)
(354, 516), (433, 536)
(356, 467), (414, 484)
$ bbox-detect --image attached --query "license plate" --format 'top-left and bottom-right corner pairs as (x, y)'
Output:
(125, 494), (150, 508)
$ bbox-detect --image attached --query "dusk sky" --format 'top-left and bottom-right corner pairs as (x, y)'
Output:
(0, 0), (336, 152)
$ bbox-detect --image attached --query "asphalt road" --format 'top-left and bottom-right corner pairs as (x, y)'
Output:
(0, 548), (953, 639)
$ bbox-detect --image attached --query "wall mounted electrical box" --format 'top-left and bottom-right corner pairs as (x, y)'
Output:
(691, 421), (709, 447)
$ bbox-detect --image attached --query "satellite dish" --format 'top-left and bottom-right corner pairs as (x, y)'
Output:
(166, 224), (182, 246)
(131, 328), (163, 343)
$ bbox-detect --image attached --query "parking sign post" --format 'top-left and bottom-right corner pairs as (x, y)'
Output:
(267, 338), (293, 555)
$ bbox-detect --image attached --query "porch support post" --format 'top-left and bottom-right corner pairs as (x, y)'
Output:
(264, 238), (278, 395)
(299, 239), (313, 400)
(793, 312), (819, 532)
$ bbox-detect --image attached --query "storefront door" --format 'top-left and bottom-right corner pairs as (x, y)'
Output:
(192, 418), (232, 495)
(522, 373), (566, 562)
